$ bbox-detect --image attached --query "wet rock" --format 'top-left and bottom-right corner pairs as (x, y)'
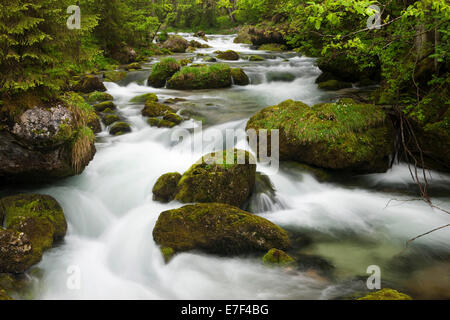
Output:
(147, 118), (177, 128)
(73, 75), (106, 93)
(154, 149), (256, 207)
(93, 101), (116, 113)
(258, 43), (287, 51)
(110, 45), (137, 64)
(142, 101), (176, 117)
(246, 98), (394, 173)
(216, 50), (239, 61)
(109, 122), (131, 136)
(248, 24), (287, 47)
(194, 31), (207, 41)
(231, 68), (250, 86)
(86, 91), (113, 103)
(130, 93), (158, 104)
(162, 35), (189, 53)
(167, 64), (232, 90)
(234, 27), (252, 44)
(102, 114), (120, 126)
(148, 58), (181, 88)
(317, 56), (380, 83)
(249, 55), (265, 61)
(0, 229), (35, 273)
(203, 56), (217, 63)
(124, 62), (141, 71)
(153, 203), (290, 256)
(152, 172), (182, 202)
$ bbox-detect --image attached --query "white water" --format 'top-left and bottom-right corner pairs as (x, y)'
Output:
(24, 34), (450, 300)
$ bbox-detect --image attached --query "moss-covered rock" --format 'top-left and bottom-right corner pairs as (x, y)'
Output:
(73, 75), (106, 93)
(266, 72), (296, 83)
(163, 112), (182, 124)
(173, 149), (256, 207)
(142, 101), (176, 117)
(104, 71), (127, 82)
(262, 248), (295, 267)
(358, 288), (412, 300)
(178, 58), (193, 67)
(318, 80), (353, 90)
(0, 194), (67, 240)
(0, 228), (36, 273)
(162, 35), (189, 53)
(246, 98), (394, 173)
(102, 114), (120, 126)
(167, 64), (232, 90)
(109, 122), (131, 136)
(153, 203), (290, 256)
(203, 56), (217, 63)
(249, 55), (265, 61)
(0, 93), (96, 184)
(258, 43), (286, 51)
(216, 50), (239, 60)
(86, 91), (113, 103)
(148, 58), (181, 88)
(234, 26), (252, 44)
(317, 55), (380, 83)
(130, 93), (158, 104)
(124, 62), (141, 71)
(147, 118), (177, 128)
(152, 172), (182, 202)
(93, 101), (116, 113)
(231, 68), (250, 86)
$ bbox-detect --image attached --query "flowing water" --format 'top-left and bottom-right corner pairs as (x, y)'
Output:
(12, 34), (450, 299)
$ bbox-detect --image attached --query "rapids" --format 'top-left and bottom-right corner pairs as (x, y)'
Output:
(10, 33), (449, 300)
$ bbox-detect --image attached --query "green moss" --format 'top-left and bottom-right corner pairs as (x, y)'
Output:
(0, 287), (12, 300)
(153, 203), (290, 256)
(130, 93), (158, 104)
(231, 68), (250, 86)
(358, 289), (412, 300)
(148, 58), (181, 88)
(147, 118), (176, 128)
(124, 62), (141, 71)
(0, 194), (67, 240)
(152, 172), (182, 202)
(262, 248), (295, 267)
(167, 64), (232, 90)
(104, 71), (127, 82)
(160, 247), (175, 263)
(258, 43), (286, 51)
(142, 101), (176, 117)
(249, 55), (265, 61)
(86, 91), (113, 103)
(102, 114), (120, 126)
(174, 149), (256, 207)
(94, 101), (116, 113)
(246, 98), (394, 173)
(109, 122), (131, 136)
(318, 80), (352, 90)
(178, 58), (193, 66)
(163, 112), (182, 124)
(216, 50), (239, 60)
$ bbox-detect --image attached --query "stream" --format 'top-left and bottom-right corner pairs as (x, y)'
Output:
(17, 33), (450, 299)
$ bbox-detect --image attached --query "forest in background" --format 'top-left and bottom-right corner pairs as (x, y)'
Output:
(0, 0), (449, 173)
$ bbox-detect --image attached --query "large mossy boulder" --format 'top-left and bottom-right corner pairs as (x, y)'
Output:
(148, 58), (181, 88)
(246, 98), (394, 173)
(161, 35), (189, 53)
(73, 75), (106, 93)
(104, 71), (127, 83)
(167, 64), (232, 90)
(109, 122), (131, 136)
(141, 101), (176, 117)
(0, 94), (96, 184)
(86, 91), (113, 103)
(130, 93), (158, 104)
(358, 288), (412, 300)
(231, 68), (250, 86)
(152, 172), (182, 202)
(234, 27), (252, 44)
(153, 203), (290, 256)
(153, 149), (256, 207)
(216, 50), (239, 60)
(0, 194), (66, 273)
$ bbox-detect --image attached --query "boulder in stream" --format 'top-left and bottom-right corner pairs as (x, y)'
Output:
(161, 35), (189, 53)
(231, 68), (250, 86)
(0, 194), (67, 273)
(153, 149), (256, 207)
(216, 50), (239, 61)
(148, 58), (181, 88)
(153, 203), (290, 256)
(246, 98), (394, 173)
(73, 75), (106, 93)
(167, 64), (232, 90)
